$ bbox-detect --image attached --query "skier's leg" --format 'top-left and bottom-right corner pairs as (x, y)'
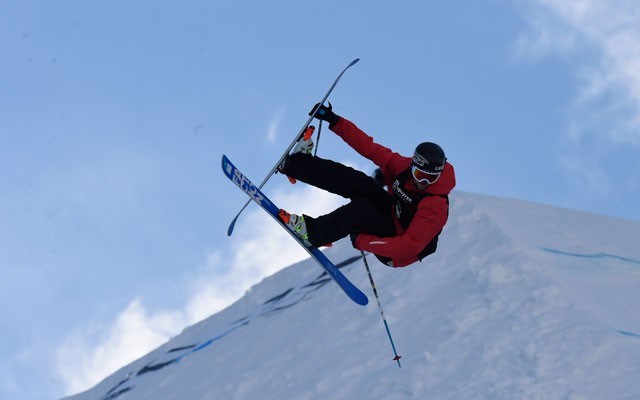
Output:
(281, 153), (388, 207)
(304, 196), (395, 247)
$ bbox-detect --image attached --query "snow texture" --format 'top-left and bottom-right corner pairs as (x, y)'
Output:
(63, 191), (640, 400)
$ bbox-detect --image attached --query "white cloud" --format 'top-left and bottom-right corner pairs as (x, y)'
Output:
(266, 107), (287, 143)
(517, 0), (640, 146)
(56, 299), (187, 395)
(187, 181), (348, 322)
(55, 180), (348, 395)
(559, 154), (610, 194)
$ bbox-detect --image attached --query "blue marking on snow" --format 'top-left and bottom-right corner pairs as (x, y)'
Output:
(612, 328), (640, 339)
(193, 339), (214, 352)
(101, 253), (359, 399)
(540, 247), (640, 265)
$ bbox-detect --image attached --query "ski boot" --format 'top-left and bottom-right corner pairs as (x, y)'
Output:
(278, 126), (315, 184)
(291, 125), (315, 155)
(278, 209), (312, 246)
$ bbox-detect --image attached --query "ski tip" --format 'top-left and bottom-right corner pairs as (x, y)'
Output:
(221, 154), (230, 172)
(227, 217), (238, 236)
(354, 293), (369, 306)
(222, 154), (237, 236)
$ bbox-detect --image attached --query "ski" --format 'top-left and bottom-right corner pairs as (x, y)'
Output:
(222, 154), (369, 306)
(227, 58), (360, 236)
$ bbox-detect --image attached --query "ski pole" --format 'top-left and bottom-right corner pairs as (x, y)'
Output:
(226, 58), (359, 236)
(313, 120), (323, 157)
(361, 251), (402, 368)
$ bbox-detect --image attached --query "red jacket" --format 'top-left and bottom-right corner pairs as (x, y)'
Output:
(331, 117), (456, 267)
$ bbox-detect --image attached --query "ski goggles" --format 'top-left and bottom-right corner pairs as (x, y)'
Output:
(411, 164), (441, 185)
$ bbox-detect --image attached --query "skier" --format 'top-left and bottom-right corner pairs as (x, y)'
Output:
(278, 104), (456, 268)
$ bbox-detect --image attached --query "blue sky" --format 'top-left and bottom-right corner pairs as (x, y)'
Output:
(1, 1), (639, 399)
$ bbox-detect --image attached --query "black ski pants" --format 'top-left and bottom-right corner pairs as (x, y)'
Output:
(281, 153), (396, 247)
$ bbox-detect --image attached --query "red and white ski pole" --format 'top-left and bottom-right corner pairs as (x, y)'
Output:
(361, 251), (402, 368)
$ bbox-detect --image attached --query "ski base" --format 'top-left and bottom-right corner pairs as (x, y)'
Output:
(222, 154), (368, 306)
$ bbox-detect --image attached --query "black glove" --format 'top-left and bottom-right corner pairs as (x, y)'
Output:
(309, 102), (339, 125)
(371, 168), (386, 188)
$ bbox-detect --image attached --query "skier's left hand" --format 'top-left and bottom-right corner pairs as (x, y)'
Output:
(309, 102), (339, 125)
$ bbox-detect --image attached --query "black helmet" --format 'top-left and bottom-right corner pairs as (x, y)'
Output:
(411, 142), (446, 185)
(412, 142), (446, 173)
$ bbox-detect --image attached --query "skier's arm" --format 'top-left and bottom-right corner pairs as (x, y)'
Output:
(353, 198), (448, 259)
(331, 117), (407, 176)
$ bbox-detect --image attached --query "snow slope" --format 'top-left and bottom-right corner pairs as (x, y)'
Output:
(64, 191), (640, 400)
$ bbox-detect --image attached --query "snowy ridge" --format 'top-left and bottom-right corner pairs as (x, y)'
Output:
(64, 192), (640, 400)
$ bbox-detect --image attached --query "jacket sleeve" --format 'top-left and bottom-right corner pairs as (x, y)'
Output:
(354, 196), (448, 260)
(331, 117), (408, 177)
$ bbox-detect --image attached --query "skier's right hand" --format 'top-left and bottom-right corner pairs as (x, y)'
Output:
(372, 168), (386, 188)
(309, 102), (339, 125)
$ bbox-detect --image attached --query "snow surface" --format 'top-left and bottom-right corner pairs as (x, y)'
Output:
(63, 191), (640, 400)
